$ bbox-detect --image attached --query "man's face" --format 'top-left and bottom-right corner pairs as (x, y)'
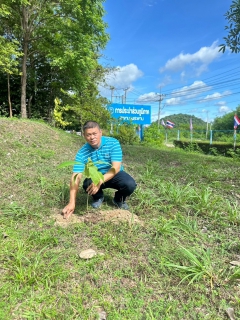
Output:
(83, 127), (102, 148)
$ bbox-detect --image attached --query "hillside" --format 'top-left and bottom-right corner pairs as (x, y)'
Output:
(159, 113), (206, 127)
(0, 117), (240, 319)
(0, 118), (83, 211)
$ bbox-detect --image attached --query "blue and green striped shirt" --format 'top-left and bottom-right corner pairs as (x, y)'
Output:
(73, 136), (123, 174)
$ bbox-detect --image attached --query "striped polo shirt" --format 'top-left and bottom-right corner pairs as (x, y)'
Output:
(73, 136), (123, 174)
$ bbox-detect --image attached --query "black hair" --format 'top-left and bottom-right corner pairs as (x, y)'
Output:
(83, 121), (100, 132)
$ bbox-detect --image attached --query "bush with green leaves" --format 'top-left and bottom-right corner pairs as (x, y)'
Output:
(227, 148), (240, 159)
(112, 122), (140, 145)
(183, 142), (203, 154)
(209, 147), (219, 156)
(212, 131), (234, 143)
(141, 123), (164, 148)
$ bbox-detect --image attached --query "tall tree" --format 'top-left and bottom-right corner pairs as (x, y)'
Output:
(0, 36), (22, 117)
(219, 0), (240, 53)
(53, 84), (111, 131)
(0, 0), (109, 118)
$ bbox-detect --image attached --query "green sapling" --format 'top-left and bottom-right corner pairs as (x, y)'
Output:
(58, 158), (115, 210)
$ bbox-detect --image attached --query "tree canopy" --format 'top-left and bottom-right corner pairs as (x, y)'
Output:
(0, 0), (110, 124)
(219, 0), (240, 53)
(212, 105), (240, 130)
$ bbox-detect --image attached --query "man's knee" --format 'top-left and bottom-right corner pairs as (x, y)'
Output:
(83, 178), (92, 191)
(125, 177), (137, 194)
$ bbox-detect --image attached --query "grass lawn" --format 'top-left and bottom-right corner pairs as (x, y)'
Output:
(0, 118), (240, 319)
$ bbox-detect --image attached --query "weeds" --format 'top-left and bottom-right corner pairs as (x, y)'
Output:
(225, 200), (240, 224)
(132, 187), (160, 210)
(150, 216), (178, 239)
(229, 268), (240, 282)
(58, 181), (70, 204)
(158, 181), (196, 206)
(192, 187), (222, 215)
(3, 241), (68, 287)
(164, 246), (216, 287)
(1, 203), (40, 219)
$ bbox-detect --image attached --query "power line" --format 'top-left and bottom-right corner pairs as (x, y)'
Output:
(103, 66), (240, 118)
(104, 66), (240, 101)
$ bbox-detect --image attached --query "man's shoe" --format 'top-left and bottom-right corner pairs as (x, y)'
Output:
(91, 197), (104, 209)
(112, 199), (129, 210)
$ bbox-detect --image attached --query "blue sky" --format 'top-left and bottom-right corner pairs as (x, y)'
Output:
(99, 0), (240, 124)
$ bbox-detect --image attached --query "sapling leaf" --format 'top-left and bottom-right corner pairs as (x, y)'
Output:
(57, 160), (82, 168)
(89, 165), (104, 185)
(83, 158), (111, 185)
(84, 164), (90, 178)
(58, 157), (114, 191)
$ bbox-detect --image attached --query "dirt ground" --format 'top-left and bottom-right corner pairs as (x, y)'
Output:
(51, 208), (144, 228)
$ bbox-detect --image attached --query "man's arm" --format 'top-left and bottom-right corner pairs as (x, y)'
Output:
(103, 161), (121, 182)
(62, 173), (82, 219)
(86, 161), (121, 195)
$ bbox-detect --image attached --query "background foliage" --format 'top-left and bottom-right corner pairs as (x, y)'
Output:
(0, 0), (111, 124)
(220, 0), (240, 53)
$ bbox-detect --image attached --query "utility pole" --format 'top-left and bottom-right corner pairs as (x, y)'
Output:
(123, 87), (129, 104)
(110, 86), (127, 103)
(156, 91), (165, 129)
(110, 86), (115, 103)
(206, 110), (209, 139)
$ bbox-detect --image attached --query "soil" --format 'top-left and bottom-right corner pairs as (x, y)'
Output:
(51, 208), (144, 227)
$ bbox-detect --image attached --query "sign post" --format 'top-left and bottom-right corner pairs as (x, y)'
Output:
(210, 130), (213, 145)
(234, 129), (237, 150)
(233, 114), (240, 150)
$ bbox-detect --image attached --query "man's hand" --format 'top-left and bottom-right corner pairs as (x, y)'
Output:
(62, 172), (82, 219)
(62, 203), (75, 219)
(86, 181), (103, 195)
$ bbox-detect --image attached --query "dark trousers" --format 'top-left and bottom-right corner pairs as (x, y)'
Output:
(83, 171), (137, 202)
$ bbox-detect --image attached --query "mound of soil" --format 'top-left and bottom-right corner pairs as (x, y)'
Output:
(51, 208), (144, 227)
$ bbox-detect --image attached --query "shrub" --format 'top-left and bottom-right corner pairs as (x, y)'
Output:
(112, 123), (140, 145)
(142, 124), (164, 148)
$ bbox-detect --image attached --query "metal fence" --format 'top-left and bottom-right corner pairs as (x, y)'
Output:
(159, 129), (240, 146)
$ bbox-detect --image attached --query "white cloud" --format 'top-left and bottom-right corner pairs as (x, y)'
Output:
(180, 71), (186, 81)
(218, 106), (231, 113)
(137, 92), (159, 102)
(160, 41), (221, 75)
(215, 101), (226, 106)
(165, 97), (183, 106)
(151, 109), (171, 122)
(144, 0), (157, 6)
(158, 75), (172, 87)
(163, 81), (210, 106)
(201, 92), (222, 101)
(171, 81), (210, 99)
(104, 63), (143, 88)
(199, 90), (231, 103)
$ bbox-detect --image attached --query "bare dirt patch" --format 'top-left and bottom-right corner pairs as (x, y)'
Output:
(51, 208), (144, 227)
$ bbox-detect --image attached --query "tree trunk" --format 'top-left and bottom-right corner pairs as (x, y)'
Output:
(21, 38), (28, 118)
(20, 6), (29, 119)
(7, 73), (12, 118)
(28, 95), (33, 118)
